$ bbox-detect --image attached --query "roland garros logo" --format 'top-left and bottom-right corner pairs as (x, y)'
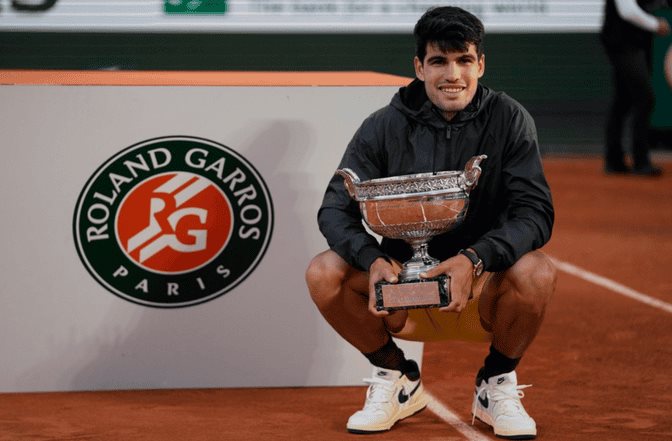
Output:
(73, 136), (273, 308)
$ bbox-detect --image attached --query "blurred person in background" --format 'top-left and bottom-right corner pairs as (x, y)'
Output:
(601, 0), (671, 176)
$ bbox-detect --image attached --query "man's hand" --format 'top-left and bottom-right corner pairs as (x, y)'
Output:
(420, 253), (474, 313)
(368, 257), (409, 333)
(368, 257), (398, 317)
(657, 18), (671, 36)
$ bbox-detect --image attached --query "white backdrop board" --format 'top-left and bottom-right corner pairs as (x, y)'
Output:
(0, 71), (423, 392)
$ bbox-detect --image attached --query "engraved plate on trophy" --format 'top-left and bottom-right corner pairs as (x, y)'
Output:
(337, 155), (487, 311)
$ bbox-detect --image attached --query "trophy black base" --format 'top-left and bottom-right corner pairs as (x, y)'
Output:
(375, 275), (450, 312)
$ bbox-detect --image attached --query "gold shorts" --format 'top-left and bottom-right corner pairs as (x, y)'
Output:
(390, 272), (494, 343)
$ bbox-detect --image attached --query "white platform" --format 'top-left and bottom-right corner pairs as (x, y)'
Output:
(0, 73), (422, 392)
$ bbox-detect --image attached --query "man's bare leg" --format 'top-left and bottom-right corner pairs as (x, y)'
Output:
(306, 249), (428, 434)
(472, 250), (557, 440)
(478, 250), (557, 360)
(305, 250), (413, 370)
(305, 249), (390, 353)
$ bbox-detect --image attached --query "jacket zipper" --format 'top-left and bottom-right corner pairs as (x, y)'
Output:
(444, 124), (456, 172)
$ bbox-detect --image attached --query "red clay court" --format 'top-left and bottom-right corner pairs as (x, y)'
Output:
(1, 155), (670, 441)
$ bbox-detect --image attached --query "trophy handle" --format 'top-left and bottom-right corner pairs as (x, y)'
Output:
(335, 168), (361, 199)
(462, 154), (488, 191)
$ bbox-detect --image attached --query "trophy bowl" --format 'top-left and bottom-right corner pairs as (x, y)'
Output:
(336, 154), (487, 310)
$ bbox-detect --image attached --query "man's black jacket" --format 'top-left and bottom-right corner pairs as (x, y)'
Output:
(318, 79), (554, 273)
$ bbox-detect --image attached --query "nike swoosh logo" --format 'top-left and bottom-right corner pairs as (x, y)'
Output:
(478, 393), (489, 408)
(398, 381), (422, 404)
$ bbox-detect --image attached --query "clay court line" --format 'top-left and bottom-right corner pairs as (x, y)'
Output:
(425, 391), (492, 441)
(550, 257), (672, 314)
(422, 254), (671, 440)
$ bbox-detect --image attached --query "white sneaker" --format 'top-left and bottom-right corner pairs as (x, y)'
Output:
(346, 364), (428, 433)
(471, 370), (537, 439)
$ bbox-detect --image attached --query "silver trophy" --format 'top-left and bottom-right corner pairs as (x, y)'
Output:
(336, 155), (487, 311)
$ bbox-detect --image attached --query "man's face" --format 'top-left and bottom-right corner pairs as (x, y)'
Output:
(414, 42), (485, 121)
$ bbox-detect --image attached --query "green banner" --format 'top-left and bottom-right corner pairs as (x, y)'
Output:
(164, 0), (227, 15)
(652, 9), (672, 128)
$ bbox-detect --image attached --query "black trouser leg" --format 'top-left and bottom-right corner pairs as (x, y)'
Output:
(605, 50), (631, 167)
(605, 46), (655, 168)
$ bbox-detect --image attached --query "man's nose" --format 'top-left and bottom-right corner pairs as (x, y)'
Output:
(443, 63), (459, 82)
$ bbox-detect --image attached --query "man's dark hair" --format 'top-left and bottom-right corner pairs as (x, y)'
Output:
(414, 6), (485, 62)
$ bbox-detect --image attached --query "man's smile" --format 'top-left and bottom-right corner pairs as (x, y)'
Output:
(439, 85), (466, 94)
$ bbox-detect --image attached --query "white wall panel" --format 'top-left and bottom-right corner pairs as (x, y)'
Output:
(0, 82), (423, 392)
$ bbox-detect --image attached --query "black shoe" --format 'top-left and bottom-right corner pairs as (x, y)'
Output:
(631, 164), (663, 176)
(604, 163), (630, 174)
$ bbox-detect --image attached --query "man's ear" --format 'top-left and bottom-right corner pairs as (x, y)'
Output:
(478, 54), (485, 78)
(414, 56), (425, 81)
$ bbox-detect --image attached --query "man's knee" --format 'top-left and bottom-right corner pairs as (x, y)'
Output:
(305, 250), (349, 307)
(505, 251), (557, 313)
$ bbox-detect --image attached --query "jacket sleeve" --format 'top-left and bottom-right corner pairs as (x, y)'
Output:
(614, 0), (659, 32)
(470, 106), (554, 272)
(317, 116), (389, 271)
